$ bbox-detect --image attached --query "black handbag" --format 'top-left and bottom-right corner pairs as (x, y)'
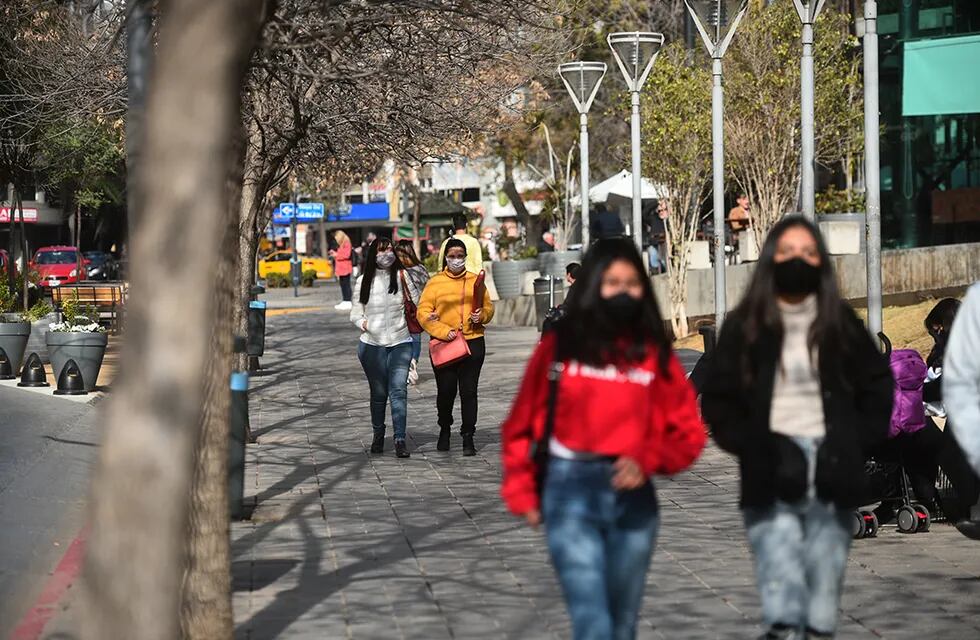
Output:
(530, 361), (564, 504)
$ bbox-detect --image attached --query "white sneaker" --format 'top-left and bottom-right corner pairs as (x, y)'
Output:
(408, 359), (419, 385)
(334, 301), (352, 311)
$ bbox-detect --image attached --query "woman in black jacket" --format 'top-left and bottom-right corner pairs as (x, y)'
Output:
(701, 216), (893, 640)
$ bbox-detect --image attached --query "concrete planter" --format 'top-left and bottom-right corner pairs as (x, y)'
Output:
(537, 250), (581, 279)
(46, 331), (108, 392)
(0, 315), (31, 375)
(491, 259), (538, 299)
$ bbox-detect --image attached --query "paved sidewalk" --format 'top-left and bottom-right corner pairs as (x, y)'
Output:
(232, 291), (980, 639)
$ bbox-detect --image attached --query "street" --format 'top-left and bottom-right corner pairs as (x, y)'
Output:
(0, 387), (100, 639)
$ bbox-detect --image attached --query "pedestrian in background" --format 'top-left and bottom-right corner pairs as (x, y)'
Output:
(418, 238), (494, 455)
(351, 237), (413, 459)
(437, 212), (484, 274)
(330, 230), (354, 311)
(944, 281), (980, 539)
(701, 216), (893, 640)
(396, 239), (430, 385)
(501, 237), (706, 640)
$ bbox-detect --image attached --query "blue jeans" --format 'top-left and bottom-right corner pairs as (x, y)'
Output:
(542, 457), (659, 640)
(410, 333), (422, 362)
(357, 341), (412, 440)
(743, 437), (852, 635)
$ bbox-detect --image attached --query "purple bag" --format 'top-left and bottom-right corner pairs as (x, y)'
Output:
(888, 349), (927, 439)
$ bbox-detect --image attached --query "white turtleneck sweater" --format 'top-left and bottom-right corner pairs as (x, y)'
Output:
(770, 294), (826, 439)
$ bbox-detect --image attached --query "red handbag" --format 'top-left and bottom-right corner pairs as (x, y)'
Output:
(400, 271), (424, 334)
(429, 276), (471, 368)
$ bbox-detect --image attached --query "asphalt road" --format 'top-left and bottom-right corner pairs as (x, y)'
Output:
(0, 385), (100, 637)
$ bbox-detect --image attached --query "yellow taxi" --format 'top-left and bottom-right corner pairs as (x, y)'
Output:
(258, 251), (333, 279)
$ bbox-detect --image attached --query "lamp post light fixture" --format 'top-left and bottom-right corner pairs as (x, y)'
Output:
(793, 0), (827, 220)
(685, 0), (748, 330)
(558, 61), (607, 248)
(607, 31), (664, 251)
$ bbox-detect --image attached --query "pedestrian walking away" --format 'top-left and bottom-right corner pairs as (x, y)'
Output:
(418, 238), (494, 456)
(501, 237), (706, 640)
(330, 230), (354, 311)
(351, 237), (413, 459)
(396, 239), (430, 385)
(943, 281), (980, 539)
(701, 216), (894, 640)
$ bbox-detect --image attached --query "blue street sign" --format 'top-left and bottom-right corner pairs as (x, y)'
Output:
(272, 202), (325, 225)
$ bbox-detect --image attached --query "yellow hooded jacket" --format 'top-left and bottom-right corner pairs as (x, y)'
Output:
(417, 269), (494, 341)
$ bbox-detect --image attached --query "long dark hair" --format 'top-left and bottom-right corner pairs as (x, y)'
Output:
(442, 237), (467, 270)
(395, 239), (422, 267)
(925, 298), (960, 368)
(735, 215), (847, 377)
(359, 237), (402, 304)
(554, 237), (672, 372)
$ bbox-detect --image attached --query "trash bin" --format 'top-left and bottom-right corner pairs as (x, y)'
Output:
(533, 277), (564, 332)
(247, 300), (267, 357)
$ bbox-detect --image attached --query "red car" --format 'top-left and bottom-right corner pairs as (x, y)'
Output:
(0, 249), (15, 279)
(31, 246), (88, 289)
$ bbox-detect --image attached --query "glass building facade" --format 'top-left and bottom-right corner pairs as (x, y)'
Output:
(877, 0), (980, 247)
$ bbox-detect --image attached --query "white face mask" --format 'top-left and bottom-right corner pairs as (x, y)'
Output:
(446, 257), (466, 273)
(376, 252), (396, 269)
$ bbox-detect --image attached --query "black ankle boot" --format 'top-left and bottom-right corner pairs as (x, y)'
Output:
(395, 439), (410, 459)
(437, 427), (451, 451)
(370, 431), (384, 454)
(462, 434), (476, 456)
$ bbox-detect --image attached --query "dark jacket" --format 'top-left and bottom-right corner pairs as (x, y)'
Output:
(590, 209), (625, 240)
(700, 304), (893, 509)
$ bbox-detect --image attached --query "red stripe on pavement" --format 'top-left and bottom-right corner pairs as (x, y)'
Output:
(9, 529), (87, 640)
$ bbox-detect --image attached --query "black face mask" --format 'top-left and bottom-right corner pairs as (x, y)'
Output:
(604, 292), (641, 325)
(773, 258), (821, 296)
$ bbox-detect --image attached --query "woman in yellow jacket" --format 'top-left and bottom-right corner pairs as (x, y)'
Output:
(418, 238), (494, 456)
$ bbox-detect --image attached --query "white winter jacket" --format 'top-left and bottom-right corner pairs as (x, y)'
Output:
(350, 272), (412, 347)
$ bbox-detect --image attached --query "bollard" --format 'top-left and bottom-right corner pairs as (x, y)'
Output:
(0, 347), (14, 380)
(53, 359), (88, 396)
(18, 352), (49, 387)
(698, 324), (717, 357)
(229, 336), (249, 519)
(247, 300), (267, 373)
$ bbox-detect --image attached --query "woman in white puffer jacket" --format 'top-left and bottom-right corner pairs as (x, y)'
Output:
(351, 237), (413, 458)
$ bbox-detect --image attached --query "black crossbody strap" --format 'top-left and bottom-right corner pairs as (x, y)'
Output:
(542, 362), (563, 444)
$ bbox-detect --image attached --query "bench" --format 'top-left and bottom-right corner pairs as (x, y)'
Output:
(51, 283), (128, 333)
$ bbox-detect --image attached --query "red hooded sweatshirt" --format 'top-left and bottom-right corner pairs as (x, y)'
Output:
(501, 332), (706, 516)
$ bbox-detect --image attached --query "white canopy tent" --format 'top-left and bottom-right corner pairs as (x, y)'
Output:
(571, 170), (665, 205)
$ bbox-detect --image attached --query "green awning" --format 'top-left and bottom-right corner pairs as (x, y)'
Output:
(903, 34), (980, 117)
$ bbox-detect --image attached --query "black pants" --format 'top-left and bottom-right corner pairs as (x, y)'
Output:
(432, 337), (485, 435)
(890, 419), (979, 520)
(339, 275), (352, 301)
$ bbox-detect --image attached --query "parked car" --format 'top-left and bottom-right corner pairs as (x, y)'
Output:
(258, 251), (333, 280)
(0, 249), (16, 280)
(84, 251), (117, 281)
(31, 246), (88, 289)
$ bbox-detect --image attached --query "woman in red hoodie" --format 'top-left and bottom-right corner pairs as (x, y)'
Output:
(501, 237), (706, 640)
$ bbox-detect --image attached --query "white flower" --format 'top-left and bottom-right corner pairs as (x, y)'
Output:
(48, 321), (107, 334)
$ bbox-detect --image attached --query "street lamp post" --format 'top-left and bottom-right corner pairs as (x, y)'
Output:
(685, 0), (749, 331)
(557, 61), (607, 249)
(607, 32), (664, 252)
(860, 1), (883, 342)
(793, 0), (826, 220)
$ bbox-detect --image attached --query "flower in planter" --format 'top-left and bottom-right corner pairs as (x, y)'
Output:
(49, 321), (107, 334)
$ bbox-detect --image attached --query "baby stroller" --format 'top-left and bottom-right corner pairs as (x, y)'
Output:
(852, 333), (932, 538)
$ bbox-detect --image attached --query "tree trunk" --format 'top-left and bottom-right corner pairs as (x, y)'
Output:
(502, 153), (538, 243)
(7, 183), (15, 295)
(232, 120), (265, 375)
(17, 190), (29, 309)
(79, 1), (270, 638)
(178, 121), (247, 640)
